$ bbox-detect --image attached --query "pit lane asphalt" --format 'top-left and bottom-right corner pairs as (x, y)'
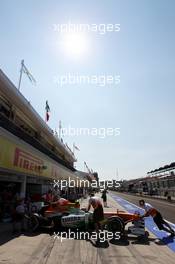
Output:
(111, 191), (175, 223)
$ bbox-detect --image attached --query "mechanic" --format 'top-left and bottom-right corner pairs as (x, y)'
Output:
(87, 193), (104, 234)
(101, 189), (108, 207)
(12, 198), (26, 233)
(139, 199), (175, 236)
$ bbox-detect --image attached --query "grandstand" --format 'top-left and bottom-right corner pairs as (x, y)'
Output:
(0, 69), (88, 199)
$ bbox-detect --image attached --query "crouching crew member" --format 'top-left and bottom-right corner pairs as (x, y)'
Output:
(139, 199), (175, 236)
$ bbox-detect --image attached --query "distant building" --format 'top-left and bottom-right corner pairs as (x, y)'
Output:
(119, 162), (175, 197)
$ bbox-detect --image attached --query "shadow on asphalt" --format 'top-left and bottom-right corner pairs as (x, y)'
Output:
(0, 227), (53, 246)
(0, 231), (35, 246)
(109, 237), (130, 246)
(87, 239), (109, 248)
(0, 232), (19, 246)
(0, 226), (173, 249)
(109, 234), (157, 246)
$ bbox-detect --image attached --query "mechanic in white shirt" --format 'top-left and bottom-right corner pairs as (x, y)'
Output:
(139, 199), (175, 236)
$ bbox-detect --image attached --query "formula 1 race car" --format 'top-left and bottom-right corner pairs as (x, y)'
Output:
(29, 202), (148, 239)
(60, 208), (149, 238)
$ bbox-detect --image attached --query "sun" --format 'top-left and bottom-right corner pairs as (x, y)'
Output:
(61, 32), (88, 59)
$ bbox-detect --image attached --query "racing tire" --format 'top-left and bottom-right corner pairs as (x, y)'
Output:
(107, 217), (125, 233)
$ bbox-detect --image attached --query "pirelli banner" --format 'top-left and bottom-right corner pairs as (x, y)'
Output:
(0, 130), (77, 182)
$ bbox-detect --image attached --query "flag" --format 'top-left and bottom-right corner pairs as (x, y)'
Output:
(73, 143), (80, 151)
(45, 100), (50, 122)
(22, 60), (36, 85)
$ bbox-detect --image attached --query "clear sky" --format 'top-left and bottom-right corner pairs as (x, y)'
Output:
(0, 0), (175, 181)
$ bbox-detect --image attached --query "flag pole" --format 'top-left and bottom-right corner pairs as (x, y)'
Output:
(59, 121), (61, 138)
(116, 168), (119, 181)
(18, 59), (24, 91)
